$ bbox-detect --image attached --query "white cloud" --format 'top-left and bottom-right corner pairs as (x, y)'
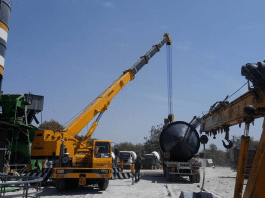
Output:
(112, 28), (125, 32)
(200, 52), (215, 60)
(104, 2), (114, 8)
(236, 23), (265, 31)
(176, 43), (192, 52)
(141, 92), (168, 103)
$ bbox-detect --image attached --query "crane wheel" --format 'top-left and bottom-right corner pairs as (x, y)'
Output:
(65, 178), (79, 189)
(196, 170), (201, 183)
(189, 175), (196, 183)
(56, 179), (65, 191)
(166, 169), (171, 182)
(98, 178), (109, 190)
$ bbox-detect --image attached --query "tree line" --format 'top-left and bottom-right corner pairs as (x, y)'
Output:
(38, 119), (164, 157)
(38, 119), (260, 166)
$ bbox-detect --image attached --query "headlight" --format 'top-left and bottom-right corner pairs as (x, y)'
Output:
(101, 169), (109, 174)
(56, 169), (64, 174)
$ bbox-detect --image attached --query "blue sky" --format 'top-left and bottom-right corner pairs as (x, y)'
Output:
(4, 0), (265, 151)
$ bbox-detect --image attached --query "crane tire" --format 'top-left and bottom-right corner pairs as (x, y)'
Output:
(98, 178), (109, 190)
(56, 179), (65, 191)
(196, 170), (201, 183)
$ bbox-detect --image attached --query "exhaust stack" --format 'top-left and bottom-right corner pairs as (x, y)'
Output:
(0, 0), (11, 96)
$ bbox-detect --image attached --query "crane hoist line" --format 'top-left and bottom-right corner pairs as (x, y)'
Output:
(30, 33), (172, 191)
(167, 44), (173, 121)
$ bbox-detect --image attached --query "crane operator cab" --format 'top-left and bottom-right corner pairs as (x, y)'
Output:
(92, 140), (112, 171)
(94, 142), (111, 158)
(51, 139), (112, 189)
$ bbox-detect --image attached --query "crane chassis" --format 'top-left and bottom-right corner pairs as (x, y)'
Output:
(198, 60), (265, 198)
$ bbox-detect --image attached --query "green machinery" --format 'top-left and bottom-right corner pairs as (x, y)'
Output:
(0, 93), (44, 174)
(0, 0), (44, 176)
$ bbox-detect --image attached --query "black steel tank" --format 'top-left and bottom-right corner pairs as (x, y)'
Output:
(159, 121), (200, 162)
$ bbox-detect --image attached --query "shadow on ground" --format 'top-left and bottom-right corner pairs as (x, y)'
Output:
(39, 181), (103, 197)
(139, 172), (193, 184)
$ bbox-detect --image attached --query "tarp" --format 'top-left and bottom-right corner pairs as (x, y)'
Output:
(207, 159), (213, 164)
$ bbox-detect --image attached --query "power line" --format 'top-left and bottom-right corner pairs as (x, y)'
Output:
(167, 45), (173, 115)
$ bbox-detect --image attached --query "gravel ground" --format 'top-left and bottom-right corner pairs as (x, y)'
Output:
(2, 167), (246, 198)
(200, 167), (237, 197)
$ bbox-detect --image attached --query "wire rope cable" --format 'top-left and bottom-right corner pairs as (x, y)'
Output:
(167, 45), (173, 115)
(201, 81), (248, 116)
(226, 81), (248, 100)
(62, 107), (85, 127)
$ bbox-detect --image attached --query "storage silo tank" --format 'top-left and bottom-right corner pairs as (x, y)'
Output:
(159, 121), (200, 162)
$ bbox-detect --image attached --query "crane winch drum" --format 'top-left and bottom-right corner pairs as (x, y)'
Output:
(159, 121), (200, 162)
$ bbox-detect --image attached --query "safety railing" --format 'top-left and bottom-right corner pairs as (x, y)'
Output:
(0, 176), (43, 198)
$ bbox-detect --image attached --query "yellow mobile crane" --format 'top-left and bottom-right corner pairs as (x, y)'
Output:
(31, 33), (172, 190)
(192, 60), (265, 198)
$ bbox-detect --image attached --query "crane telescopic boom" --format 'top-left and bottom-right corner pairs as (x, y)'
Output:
(32, 33), (172, 159)
(198, 60), (265, 198)
(63, 33), (172, 140)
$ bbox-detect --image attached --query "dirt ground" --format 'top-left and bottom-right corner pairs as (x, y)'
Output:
(3, 167), (246, 198)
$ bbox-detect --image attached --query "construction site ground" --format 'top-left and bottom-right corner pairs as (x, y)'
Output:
(3, 167), (245, 198)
